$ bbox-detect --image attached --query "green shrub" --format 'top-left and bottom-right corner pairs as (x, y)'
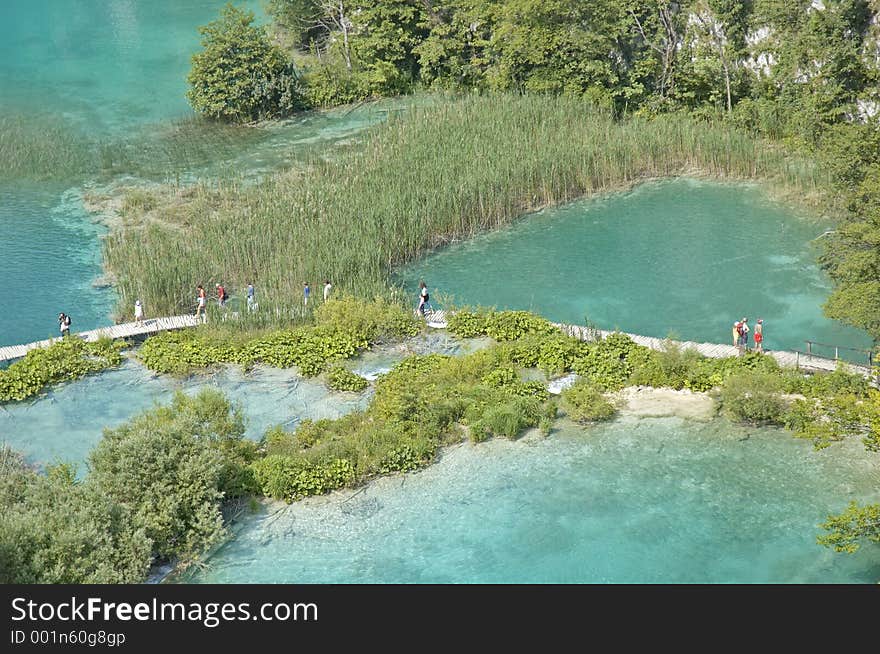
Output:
(0, 447), (152, 584)
(719, 371), (786, 424)
(0, 337), (124, 403)
(250, 455), (355, 501)
(326, 365), (369, 392)
(138, 299), (417, 376)
(484, 311), (557, 341)
(571, 337), (638, 391)
(314, 295), (420, 342)
(88, 389), (250, 563)
(561, 379), (617, 424)
(785, 393), (874, 450)
(447, 309), (490, 338)
(186, 5), (302, 122)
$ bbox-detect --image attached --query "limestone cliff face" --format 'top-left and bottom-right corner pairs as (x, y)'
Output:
(675, 0), (880, 119)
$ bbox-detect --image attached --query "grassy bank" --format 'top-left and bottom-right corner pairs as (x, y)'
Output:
(104, 94), (826, 321)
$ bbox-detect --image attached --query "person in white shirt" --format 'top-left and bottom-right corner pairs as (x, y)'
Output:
(418, 281), (431, 316)
(323, 280), (332, 302)
(134, 300), (144, 325)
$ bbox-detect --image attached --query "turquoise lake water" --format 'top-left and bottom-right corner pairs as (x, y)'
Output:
(2, 1), (878, 585)
(0, 0), (393, 347)
(0, 332), (467, 468)
(189, 417), (880, 584)
(398, 178), (873, 356)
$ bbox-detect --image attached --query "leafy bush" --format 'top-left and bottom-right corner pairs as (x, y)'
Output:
(447, 309), (489, 338)
(187, 5), (302, 122)
(484, 311), (557, 341)
(448, 308), (556, 341)
(718, 371), (786, 425)
(0, 337), (124, 402)
(250, 455), (355, 501)
(0, 447), (151, 584)
(818, 501), (880, 554)
(800, 365), (872, 398)
(314, 295), (420, 343)
(138, 299), (417, 376)
(326, 365), (369, 392)
(89, 389), (251, 563)
(571, 333), (644, 390)
(561, 379), (617, 424)
(784, 393), (876, 451)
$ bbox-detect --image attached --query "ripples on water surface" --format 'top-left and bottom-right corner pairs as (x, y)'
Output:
(189, 416), (880, 584)
(398, 179), (873, 355)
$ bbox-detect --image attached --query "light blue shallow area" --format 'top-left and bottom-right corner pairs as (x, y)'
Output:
(0, 0), (395, 347)
(0, 333), (466, 469)
(398, 179), (872, 357)
(190, 417), (880, 584)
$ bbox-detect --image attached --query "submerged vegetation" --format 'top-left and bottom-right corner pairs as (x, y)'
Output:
(105, 94), (822, 319)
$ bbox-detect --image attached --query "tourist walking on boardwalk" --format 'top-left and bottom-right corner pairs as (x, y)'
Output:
(740, 317), (750, 351)
(323, 280), (332, 302)
(58, 312), (71, 337)
(417, 281), (431, 317)
(754, 319), (764, 352)
(216, 283), (227, 307)
(247, 282), (256, 313)
(196, 285), (207, 323)
(134, 299), (144, 325)
(303, 282), (310, 307)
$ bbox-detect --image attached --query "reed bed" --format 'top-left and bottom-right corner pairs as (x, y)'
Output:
(0, 113), (96, 181)
(104, 93), (826, 320)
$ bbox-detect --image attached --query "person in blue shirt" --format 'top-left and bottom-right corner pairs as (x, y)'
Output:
(246, 282), (256, 312)
(303, 282), (310, 307)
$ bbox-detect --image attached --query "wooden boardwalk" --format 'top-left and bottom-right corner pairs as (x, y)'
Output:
(552, 323), (874, 376)
(2, 307), (871, 379)
(0, 315), (200, 364)
(422, 310), (873, 376)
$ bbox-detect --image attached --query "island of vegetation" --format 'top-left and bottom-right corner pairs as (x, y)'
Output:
(2, 0), (880, 581)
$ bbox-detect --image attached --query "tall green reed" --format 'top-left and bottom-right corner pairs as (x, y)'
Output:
(105, 93), (826, 321)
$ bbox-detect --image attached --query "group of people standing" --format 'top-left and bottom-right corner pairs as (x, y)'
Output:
(732, 317), (764, 352)
(192, 280), (334, 322)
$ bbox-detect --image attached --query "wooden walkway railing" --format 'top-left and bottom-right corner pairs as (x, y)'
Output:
(553, 323), (875, 376)
(0, 315), (200, 364)
(1, 308), (873, 380)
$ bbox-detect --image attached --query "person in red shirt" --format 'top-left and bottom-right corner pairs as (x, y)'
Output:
(216, 283), (227, 307)
(754, 319), (764, 352)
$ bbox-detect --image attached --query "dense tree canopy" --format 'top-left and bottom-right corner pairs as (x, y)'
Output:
(187, 4), (303, 122)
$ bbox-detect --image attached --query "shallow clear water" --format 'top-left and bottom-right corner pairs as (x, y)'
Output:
(0, 183), (115, 346)
(189, 417), (880, 584)
(0, 332), (468, 468)
(398, 179), (873, 356)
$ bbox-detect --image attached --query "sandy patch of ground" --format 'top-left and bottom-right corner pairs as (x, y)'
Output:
(612, 385), (718, 422)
